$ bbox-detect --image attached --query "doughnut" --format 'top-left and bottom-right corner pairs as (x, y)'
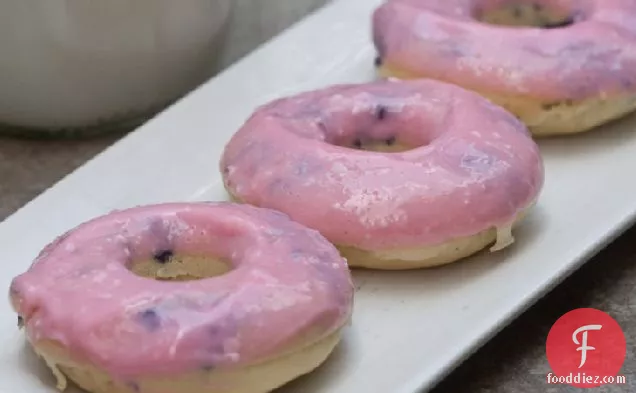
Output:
(220, 79), (544, 270)
(10, 202), (354, 393)
(372, 0), (636, 136)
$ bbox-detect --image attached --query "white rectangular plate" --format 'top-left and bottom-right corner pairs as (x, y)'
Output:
(2, 1), (636, 392)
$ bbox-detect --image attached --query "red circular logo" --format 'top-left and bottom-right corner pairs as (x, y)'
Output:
(546, 308), (626, 388)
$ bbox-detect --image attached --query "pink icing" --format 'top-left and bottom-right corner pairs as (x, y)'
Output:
(10, 202), (354, 379)
(372, 0), (636, 100)
(220, 79), (544, 251)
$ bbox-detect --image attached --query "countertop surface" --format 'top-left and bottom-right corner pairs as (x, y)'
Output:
(1, 1), (634, 392)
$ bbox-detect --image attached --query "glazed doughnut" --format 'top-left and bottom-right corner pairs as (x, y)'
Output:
(220, 79), (544, 270)
(372, 0), (636, 135)
(10, 203), (354, 393)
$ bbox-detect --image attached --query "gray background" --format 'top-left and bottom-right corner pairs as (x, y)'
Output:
(1, 1), (633, 392)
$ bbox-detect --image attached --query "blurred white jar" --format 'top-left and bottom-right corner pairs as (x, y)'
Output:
(0, 0), (232, 137)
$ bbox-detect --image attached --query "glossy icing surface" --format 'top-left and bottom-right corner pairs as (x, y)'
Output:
(372, 0), (636, 100)
(10, 202), (354, 378)
(220, 79), (544, 251)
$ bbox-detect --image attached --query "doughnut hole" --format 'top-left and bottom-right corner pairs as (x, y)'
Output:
(475, 1), (582, 28)
(124, 215), (250, 281)
(344, 136), (412, 153)
(129, 253), (231, 281)
(326, 103), (442, 153)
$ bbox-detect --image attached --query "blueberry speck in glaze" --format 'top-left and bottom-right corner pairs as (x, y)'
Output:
(532, 3), (542, 11)
(17, 316), (24, 328)
(375, 105), (388, 120)
(153, 249), (173, 264)
(621, 78), (634, 89)
(374, 55), (383, 67)
(126, 382), (140, 392)
(317, 120), (327, 132)
(202, 364), (215, 372)
(352, 139), (362, 148)
(137, 309), (161, 331)
(386, 136), (396, 146)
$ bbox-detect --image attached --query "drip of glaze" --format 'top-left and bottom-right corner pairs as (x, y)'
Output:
(35, 346), (68, 391)
(490, 223), (515, 252)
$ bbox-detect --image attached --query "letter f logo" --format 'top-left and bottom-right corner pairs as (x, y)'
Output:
(572, 324), (603, 368)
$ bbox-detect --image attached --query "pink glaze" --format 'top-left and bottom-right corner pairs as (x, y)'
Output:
(372, 0), (636, 100)
(10, 202), (354, 379)
(220, 79), (544, 251)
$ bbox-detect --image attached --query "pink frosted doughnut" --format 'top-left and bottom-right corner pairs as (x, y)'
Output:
(372, 0), (636, 135)
(220, 79), (544, 270)
(10, 202), (354, 393)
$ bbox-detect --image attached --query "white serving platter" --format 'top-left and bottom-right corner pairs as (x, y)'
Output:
(2, 0), (636, 392)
